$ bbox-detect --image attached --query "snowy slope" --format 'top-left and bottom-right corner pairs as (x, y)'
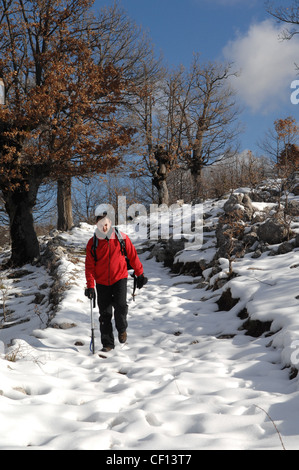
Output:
(1, 203), (299, 450)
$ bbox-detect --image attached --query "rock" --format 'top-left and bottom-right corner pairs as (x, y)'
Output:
(257, 217), (289, 244)
(285, 199), (299, 217)
(243, 231), (259, 249)
(33, 293), (46, 305)
(51, 322), (77, 329)
(149, 237), (186, 269)
(223, 193), (244, 213)
(251, 249), (262, 259)
(172, 260), (205, 277)
(239, 318), (273, 338)
(216, 288), (239, 311)
(276, 241), (294, 255)
(284, 171), (299, 195)
(293, 184), (299, 196)
(223, 193), (254, 221)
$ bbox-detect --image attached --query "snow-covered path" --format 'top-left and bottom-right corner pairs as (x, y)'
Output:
(1, 224), (299, 450)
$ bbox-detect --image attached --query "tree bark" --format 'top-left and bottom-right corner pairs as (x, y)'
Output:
(191, 145), (204, 199)
(153, 165), (169, 206)
(3, 183), (40, 266)
(57, 178), (73, 231)
(159, 178), (169, 206)
(152, 146), (171, 206)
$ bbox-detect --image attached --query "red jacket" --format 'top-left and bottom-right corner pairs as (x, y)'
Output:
(85, 229), (143, 287)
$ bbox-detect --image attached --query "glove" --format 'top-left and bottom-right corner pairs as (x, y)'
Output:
(136, 274), (148, 289)
(85, 287), (95, 300)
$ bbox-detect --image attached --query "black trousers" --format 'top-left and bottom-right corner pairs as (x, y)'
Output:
(96, 278), (128, 348)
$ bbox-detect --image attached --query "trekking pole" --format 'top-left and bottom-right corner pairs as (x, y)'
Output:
(90, 295), (95, 354)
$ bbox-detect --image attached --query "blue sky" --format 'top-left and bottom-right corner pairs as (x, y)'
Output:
(94, 0), (299, 154)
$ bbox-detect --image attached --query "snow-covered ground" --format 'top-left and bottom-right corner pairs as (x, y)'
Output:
(1, 198), (299, 450)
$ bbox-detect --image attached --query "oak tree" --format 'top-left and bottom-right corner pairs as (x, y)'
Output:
(0, 0), (134, 265)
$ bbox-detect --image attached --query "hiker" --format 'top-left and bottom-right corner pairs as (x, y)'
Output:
(85, 208), (147, 352)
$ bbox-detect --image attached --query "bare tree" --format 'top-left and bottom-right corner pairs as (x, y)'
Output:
(125, 64), (173, 205)
(258, 116), (299, 169)
(201, 151), (270, 198)
(176, 56), (241, 198)
(266, 1), (299, 40)
(129, 64), (198, 205)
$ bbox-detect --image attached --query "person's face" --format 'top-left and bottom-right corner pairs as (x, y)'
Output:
(97, 216), (112, 234)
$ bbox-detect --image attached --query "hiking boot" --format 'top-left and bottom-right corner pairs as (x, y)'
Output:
(101, 346), (113, 352)
(118, 331), (127, 344)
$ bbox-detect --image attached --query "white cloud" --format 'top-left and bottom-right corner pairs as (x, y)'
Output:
(223, 19), (299, 113)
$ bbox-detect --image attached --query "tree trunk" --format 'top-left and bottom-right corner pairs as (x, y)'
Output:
(191, 144), (204, 199)
(159, 179), (169, 206)
(191, 171), (201, 199)
(153, 146), (171, 206)
(153, 173), (169, 206)
(3, 184), (40, 266)
(57, 178), (73, 231)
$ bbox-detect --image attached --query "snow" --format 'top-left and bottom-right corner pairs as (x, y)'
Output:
(1, 199), (299, 450)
